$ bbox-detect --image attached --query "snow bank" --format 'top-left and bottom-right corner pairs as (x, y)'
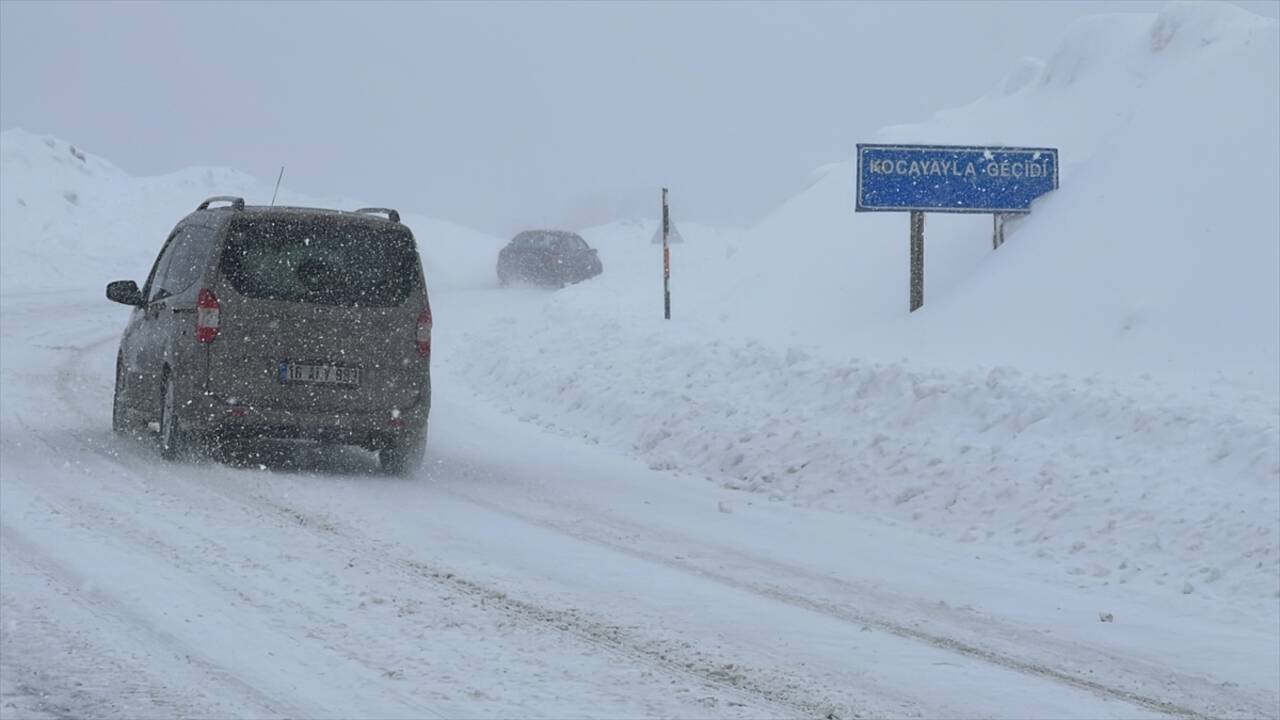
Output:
(447, 2), (1280, 612)
(0, 129), (501, 297)
(454, 294), (1280, 613)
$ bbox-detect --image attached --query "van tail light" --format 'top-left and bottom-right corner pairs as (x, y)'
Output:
(195, 289), (221, 343)
(416, 306), (432, 357)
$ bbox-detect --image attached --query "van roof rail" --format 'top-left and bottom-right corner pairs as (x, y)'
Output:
(197, 196), (245, 211)
(352, 207), (401, 223)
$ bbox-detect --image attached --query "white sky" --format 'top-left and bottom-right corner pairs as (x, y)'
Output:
(2, 0), (1276, 235)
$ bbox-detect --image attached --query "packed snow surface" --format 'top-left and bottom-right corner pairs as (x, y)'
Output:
(2, 2), (1278, 718)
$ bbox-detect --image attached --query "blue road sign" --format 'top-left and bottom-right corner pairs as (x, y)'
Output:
(856, 144), (1058, 213)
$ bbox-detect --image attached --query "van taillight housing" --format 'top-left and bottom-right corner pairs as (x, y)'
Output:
(416, 306), (432, 357)
(195, 289), (220, 343)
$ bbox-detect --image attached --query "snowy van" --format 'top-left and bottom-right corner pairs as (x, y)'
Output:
(105, 197), (432, 474)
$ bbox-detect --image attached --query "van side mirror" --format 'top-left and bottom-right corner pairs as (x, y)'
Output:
(106, 280), (144, 306)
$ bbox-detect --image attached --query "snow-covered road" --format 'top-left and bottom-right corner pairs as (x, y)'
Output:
(2, 289), (1274, 719)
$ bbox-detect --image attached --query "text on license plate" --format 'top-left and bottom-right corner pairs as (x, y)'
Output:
(279, 362), (361, 386)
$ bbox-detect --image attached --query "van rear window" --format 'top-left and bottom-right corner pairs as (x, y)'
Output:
(220, 217), (420, 307)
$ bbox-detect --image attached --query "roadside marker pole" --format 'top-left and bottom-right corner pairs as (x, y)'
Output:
(662, 188), (671, 320)
(910, 210), (924, 312)
(270, 166), (285, 207)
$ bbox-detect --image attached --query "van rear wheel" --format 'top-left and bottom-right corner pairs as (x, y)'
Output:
(112, 357), (135, 435)
(379, 427), (426, 476)
(159, 374), (189, 461)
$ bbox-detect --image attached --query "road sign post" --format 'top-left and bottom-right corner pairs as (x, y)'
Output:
(993, 213), (1013, 249)
(662, 188), (671, 320)
(855, 144), (1059, 312)
(910, 211), (924, 312)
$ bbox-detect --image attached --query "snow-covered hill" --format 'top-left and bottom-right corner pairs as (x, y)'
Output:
(0, 129), (501, 296)
(718, 2), (1280, 389)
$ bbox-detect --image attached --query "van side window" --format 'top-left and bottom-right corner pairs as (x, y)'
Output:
(161, 225), (217, 295)
(142, 229), (181, 303)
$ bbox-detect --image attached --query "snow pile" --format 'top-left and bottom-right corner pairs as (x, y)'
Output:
(0, 129), (501, 296)
(447, 2), (1280, 611)
(454, 297), (1280, 611)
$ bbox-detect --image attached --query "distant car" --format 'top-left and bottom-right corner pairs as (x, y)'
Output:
(105, 196), (432, 474)
(497, 230), (602, 287)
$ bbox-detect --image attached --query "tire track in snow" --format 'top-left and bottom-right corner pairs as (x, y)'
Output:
(227, 487), (855, 719)
(6, 420), (473, 719)
(433, 477), (1265, 720)
(60, 438), (852, 719)
(0, 524), (303, 720)
(24, 429), (850, 718)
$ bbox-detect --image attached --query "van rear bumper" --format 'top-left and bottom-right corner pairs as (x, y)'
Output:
(182, 389), (429, 448)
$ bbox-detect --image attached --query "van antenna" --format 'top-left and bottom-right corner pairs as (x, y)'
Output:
(270, 166), (285, 207)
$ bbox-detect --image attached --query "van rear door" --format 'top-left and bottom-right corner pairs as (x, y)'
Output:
(207, 215), (428, 415)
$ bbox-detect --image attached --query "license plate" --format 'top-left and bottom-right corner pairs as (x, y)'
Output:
(279, 361), (361, 387)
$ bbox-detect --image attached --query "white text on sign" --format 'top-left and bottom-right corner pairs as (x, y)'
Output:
(866, 158), (1053, 179)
